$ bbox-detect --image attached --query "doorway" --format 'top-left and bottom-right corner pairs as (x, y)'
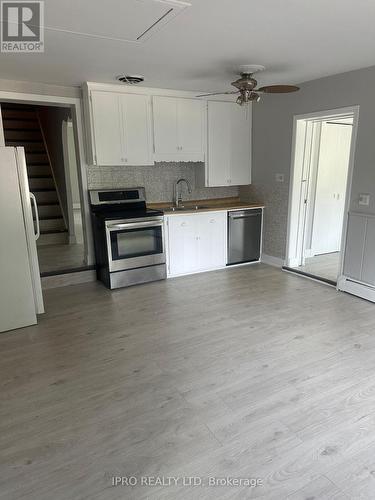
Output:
(0, 102), (90, 276)
(285, 107), (359, 285)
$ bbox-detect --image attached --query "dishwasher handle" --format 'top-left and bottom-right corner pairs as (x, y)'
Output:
(229, 209), (262, 220)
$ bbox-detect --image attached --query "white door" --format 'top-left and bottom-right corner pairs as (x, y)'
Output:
(207, 101), (231, 186)
(120, 94), (153, 166)
(91, 91), (123, 166)
(0, 148), (37, 332)
(197, 212), (227, 270)
(177, 98), (205, 158)
(153, 96), (178, 157)
(311, 122), (352, 255)
(230, 105), (252, 185)
(167, 215), (199, 275)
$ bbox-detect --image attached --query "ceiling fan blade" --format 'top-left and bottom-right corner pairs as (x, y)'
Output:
(196, 91), (239, 97)
(258, 85), (300, 94)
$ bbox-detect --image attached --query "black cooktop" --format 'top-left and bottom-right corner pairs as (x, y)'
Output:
(92, 207), (164, 221)
(89, 188), (164, 220)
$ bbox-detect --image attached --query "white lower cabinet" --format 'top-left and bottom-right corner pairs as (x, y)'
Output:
(166, 211), (227, 277)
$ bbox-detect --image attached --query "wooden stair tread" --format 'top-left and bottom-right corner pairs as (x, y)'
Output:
(26, 161), (49, 167)
(29, 175), (52, 179)
(40, 229), (68, 235)
(32, 188), (57, 192)
(35, 215), (63, 221)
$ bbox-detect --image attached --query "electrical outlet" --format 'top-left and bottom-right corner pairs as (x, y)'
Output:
(275, 173), (284, 183)
(359, 193), (370, 206)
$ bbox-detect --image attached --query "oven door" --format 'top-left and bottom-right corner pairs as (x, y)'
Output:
(105, 218), (165, 272)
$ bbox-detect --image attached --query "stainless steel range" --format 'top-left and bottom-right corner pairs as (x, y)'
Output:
(90, 188), (166, 289)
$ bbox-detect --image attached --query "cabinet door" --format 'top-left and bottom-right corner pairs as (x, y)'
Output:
(91, 91), (123, 166)
(177, 98), (205, 158)
(167, 215), (199, 275)
(207, 101), (231, 186)
(153, 96), (178, 156)
(230, 105), (252, 185)
(120, 94), (153, 166)
(197, 212), (227, 270)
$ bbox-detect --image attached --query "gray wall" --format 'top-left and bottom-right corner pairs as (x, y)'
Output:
(87, 163), (239, 203)
(241, 65), (375, 259)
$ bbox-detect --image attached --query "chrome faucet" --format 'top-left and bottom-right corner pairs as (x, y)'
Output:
(174, 178), (192, 208)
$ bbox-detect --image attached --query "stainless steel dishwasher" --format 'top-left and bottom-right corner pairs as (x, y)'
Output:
(227, 209), (262, 265)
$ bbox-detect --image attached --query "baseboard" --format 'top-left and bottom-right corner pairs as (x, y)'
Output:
(261, 253), (284, 268)
(337, 275), (375, 303)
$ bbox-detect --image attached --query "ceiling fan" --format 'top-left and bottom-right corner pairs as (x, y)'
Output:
(197, 65), (300, 105)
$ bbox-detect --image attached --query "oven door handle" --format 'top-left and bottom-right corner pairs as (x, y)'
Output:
(107, 220), (164, 231)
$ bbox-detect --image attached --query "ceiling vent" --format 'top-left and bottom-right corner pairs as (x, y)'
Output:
(116, 75), (145, 84)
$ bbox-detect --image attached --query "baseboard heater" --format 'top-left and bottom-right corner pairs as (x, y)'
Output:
(337, 276), (375, 303)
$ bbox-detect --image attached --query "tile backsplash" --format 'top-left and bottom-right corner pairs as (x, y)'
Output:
(87, 162), (239, 203)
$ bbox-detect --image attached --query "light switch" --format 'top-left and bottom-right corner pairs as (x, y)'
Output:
(359, 193), (370, 206)
(275, 173), (284, 183)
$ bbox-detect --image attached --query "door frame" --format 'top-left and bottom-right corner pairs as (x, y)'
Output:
(0, 91), (94, 265)
(285, 105), (360, 282)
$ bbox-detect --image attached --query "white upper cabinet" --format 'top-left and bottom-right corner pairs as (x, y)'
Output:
(90, 91), (123, 166)
(230, 104), (252, 185)
(152, 96), (178, 158)
(85, 84), (251, 173)
(89, 90), (153, 166)
(153, 96), (205, 161)
(119, 94), (153, 166)
(206, 101), (252, 186)
(206, 101), (232, 187)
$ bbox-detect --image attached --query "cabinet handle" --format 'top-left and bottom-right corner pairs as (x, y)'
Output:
(209, 219), (216, 223)
(181, 222), (187, 226)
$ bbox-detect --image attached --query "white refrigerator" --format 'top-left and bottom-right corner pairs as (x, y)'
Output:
(0, 147), (44, 333)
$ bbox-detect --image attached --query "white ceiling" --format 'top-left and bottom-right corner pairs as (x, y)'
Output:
(2, 0), (375, 91)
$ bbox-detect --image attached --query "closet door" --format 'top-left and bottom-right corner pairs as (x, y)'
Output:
(311, 122), (352, 255)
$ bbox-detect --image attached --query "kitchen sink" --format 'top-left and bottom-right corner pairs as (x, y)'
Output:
(168, 205), (210, 212)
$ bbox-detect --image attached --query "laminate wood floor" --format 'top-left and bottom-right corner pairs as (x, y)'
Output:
(1, 264), (375, 499)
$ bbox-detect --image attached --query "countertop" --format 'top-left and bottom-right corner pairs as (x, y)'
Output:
(148, 197), (264, 215)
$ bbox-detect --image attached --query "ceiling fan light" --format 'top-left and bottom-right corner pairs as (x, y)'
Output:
(250, 92), (261, 102)
(236, 95), (244, 106)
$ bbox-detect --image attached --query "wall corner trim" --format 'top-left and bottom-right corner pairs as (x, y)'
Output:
(261, 253), (284, 267)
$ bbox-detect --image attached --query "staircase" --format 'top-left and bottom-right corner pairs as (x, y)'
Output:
(1, 104), (68, 246)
